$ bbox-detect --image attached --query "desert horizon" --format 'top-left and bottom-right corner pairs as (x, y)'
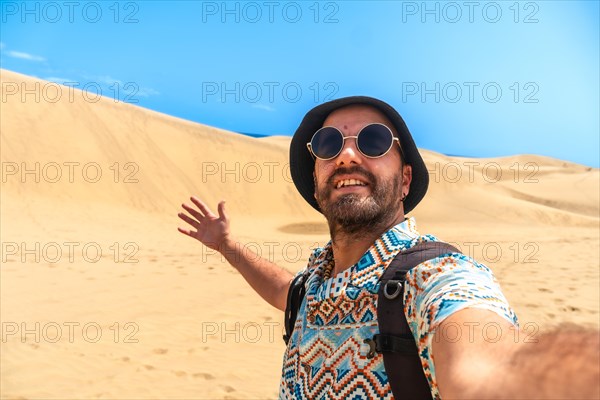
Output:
(1, 68), (599, 399)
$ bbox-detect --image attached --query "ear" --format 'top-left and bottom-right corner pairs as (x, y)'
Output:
(402, 164), (412, 195)
(313, 171), (318, 200)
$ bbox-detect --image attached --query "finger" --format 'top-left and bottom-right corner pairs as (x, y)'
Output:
(181, 203), (205, 222)
(190, 196), (215, 218)
(178, 212), (201, 229)
(177, 227), (194, 236)
(217, 201), (228, 221)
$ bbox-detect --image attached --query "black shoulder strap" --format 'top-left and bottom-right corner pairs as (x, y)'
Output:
(373, 241), (459, 399)
(283, 270), (310, 344)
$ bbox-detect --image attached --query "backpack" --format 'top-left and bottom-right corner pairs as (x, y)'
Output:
(283, 241), (460, 400)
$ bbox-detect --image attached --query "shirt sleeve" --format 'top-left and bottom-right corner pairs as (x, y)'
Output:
(403, 252), (518, 397)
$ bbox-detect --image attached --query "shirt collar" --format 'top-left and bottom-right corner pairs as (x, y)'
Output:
(349, 217), (420, 289)
(309, 217), (421, 291)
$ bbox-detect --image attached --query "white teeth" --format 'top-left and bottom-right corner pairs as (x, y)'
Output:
(336, 179), (366, 189)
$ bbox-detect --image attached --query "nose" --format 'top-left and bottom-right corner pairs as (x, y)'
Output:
(335, 136), (362, 166)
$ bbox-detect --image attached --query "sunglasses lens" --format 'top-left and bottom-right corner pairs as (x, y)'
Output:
(357, 124), (394, 157)
(311, 128), (343, 159)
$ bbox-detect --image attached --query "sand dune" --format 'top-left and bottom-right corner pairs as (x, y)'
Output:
(1, 69), (598, 399)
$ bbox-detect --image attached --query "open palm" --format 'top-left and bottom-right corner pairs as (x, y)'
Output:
(177, 197), (230, 250)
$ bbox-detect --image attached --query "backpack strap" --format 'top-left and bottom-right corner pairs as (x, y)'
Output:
(283, 270), (310, 344)
(370, 241), (460, 399)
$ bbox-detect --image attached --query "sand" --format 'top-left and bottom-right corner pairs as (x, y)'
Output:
(1, 69), (598, 399)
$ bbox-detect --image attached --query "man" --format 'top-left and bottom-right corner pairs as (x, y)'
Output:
(178, 96), (599, 399)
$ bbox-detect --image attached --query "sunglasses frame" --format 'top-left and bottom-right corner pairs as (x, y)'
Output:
(306, 123), (402, 161)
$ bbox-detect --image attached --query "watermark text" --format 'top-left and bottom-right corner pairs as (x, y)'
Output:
(2, 162), (139, 184)
(1, 81), (143, 104)
(1, 1), (140, 24)
(201, 81), (339, 104)
(401, 1), (540, 24)
(2, 321), (139, 343)
(2, 241), (140, 264)
(428, 161), (539, 184)
(201, 1), (340, 23)
(401, 81), (539, 104)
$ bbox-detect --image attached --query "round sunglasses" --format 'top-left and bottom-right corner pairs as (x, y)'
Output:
(306, 123), (402, 161)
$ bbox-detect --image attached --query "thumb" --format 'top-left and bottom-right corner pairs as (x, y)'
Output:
(217, 200), (228, 221)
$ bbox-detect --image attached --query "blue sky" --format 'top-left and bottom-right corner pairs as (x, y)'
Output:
(1, 0), (598, 167)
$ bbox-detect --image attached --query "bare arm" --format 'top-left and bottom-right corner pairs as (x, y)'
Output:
(433, 308), (600, 399)
(177, 196), (293, 311)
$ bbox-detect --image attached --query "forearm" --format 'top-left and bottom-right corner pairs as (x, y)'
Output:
(434, 309), (599, 399)
(474, 325), (600, 399)
(218, 236), (294, 312)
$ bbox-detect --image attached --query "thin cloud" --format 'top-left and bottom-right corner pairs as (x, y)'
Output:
(0, 43), (5, 50)
(252, 104), (276, 112)
(43, 77), (77, 84)
(85, 75), (158, 97)
(137, 87), (159, 97)
(6, 50), (46, 62)
(41, 75), (158, 100)
(94, 75), (124, 86)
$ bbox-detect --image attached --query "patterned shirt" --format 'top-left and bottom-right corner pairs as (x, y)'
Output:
(279, 217), (518, 399)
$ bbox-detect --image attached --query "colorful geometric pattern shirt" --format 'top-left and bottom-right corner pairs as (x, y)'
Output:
(279, 217), (518, 399)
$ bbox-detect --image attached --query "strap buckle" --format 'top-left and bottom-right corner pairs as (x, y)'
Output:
(364, 334), (419, 358)
(363, 338), (378, 359)
(383, 279), (403, 299)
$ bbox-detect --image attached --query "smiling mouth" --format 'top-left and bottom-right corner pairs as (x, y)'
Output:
(335, 178), (368, 189)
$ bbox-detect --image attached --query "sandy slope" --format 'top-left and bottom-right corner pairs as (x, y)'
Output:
(1, 69), (598, 399)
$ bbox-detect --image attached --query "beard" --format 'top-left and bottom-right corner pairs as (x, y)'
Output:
(315, 165), (404, 241)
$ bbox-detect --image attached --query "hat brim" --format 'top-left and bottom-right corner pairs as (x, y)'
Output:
(289, 96), (428, 214)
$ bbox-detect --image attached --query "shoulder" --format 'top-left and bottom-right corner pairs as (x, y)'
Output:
(409, 250), (498, 287)
(405, 236), (497, 280)
(403, 237), (518, 328)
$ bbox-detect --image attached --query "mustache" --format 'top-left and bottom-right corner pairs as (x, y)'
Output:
(326, 165), (376, 187)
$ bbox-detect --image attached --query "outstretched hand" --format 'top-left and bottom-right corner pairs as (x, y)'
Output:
(177, 196), (230, 250)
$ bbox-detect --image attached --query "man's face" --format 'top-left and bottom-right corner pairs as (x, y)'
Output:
(313, 105), (412, 236)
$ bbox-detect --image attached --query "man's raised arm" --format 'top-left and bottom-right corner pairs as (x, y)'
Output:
(177, 196), (293, 311)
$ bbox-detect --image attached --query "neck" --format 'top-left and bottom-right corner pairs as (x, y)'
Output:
(329, 211), (405, 276)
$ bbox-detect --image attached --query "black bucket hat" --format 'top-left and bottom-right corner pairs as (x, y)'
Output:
(289, 96), (428, 214)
